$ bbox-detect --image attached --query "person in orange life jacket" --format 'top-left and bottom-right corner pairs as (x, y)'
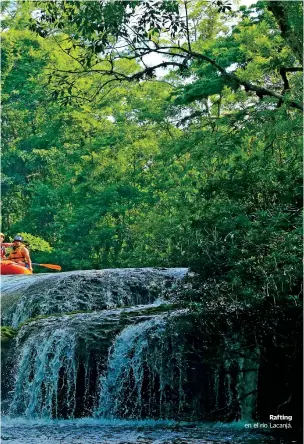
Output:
(8, 235), (33, 271)
(0, 233), (6, 259)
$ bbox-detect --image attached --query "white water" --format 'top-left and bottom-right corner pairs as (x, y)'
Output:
(1, 417), (278, 443)
(96, 317), (185, 419)
(6, 304), (170, 419)
(1, 268), (288, 443)
(9, 327), (78, 418)
(1, 268), (188, 327)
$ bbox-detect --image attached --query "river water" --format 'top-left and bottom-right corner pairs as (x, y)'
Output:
(1, 271), (295, 444)
(2, 418), (286, 444)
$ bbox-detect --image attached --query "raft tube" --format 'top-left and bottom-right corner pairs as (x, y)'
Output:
(0, 260), (32, 275)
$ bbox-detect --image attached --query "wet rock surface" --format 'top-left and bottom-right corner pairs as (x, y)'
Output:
(1, 268), (188, 327)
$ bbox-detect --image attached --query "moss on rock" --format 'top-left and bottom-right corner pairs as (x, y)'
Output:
(1, 326), (17, 345)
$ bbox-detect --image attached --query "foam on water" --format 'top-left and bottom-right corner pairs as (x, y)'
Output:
(1, 268), (188, 327)
(96, 317), (186, 419)
(1, 268), (287, 443)
(1, 417), (278, 444)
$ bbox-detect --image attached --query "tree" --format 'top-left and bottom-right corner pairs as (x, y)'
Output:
(2, 0), (302, 295)
(26, 0), (302, 110)
(266, 0), (303, 63)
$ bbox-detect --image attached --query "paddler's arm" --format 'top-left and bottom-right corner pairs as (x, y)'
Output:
(22, 247), (33, 271)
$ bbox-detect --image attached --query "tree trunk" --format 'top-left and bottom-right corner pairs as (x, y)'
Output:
(267, 1), (303, 63)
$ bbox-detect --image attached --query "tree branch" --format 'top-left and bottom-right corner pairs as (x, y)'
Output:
(277, 66), (303, 107)
(267, 1), (303, 63)
(184, 0), (192, 53)
(48, 41), (303, 111)
(159, 45), (303, 111)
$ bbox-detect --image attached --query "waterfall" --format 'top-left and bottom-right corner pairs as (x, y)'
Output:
(96, 317), (185, 419)
(1, 268), (188, 328)
(2, 268), (260, 423)
(9, 327), (78, 419)
(6, 311), (187, 420)
(4, 302), (184, 420)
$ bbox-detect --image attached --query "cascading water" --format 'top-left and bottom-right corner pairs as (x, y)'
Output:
(2, 268), (186, 327)
(4, 304), (173, 420)
(1, 268), (283, 443)
(96, 317), (185, 419)
(9, 327), (77, 419)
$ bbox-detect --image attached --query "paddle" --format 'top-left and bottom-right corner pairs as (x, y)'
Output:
(32, 263), (62, 271)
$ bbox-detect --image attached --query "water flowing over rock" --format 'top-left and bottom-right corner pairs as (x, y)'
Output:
(9, 327), (78, 419)
(96, 317), (186, 419)
(2, 267), (260, 424)
(7, 305), (188, 419)
(1, 268), (187, 327)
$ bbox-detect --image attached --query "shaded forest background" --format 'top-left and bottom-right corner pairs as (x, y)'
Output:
(1, 1), (303, 430)
(1, 0), (302, 307)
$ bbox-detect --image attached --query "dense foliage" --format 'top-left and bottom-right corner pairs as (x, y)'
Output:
(1, 1), (302, 308)
(1, 2), (302, 428)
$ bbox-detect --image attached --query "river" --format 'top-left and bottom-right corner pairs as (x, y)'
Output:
(1, 270), (296, 444)
(2, 418), (281, 443)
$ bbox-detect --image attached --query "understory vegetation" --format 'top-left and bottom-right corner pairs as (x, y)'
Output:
(1, 1), (303, 429)
(1, 0), (302, 308)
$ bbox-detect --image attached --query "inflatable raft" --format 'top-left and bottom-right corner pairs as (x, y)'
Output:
(0, 260), (32, 275)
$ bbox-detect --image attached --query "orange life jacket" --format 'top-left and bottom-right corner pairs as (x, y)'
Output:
(8, 245), (28, 263)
